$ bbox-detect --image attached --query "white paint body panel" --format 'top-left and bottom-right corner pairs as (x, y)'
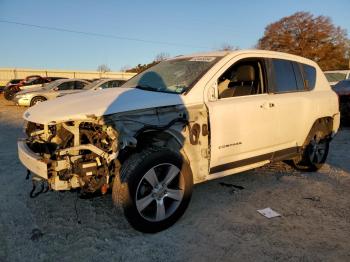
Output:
(21, 50), (340, 183)
(24, 87), (186, 124)
(208, 94), (275, 167)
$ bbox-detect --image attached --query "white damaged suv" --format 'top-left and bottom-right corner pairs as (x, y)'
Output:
(18, 50), (340, 232)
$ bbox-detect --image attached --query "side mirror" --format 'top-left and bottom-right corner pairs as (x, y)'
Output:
(53, 87), (59, 91)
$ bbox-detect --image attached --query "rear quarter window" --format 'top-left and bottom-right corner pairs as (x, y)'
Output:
(301, 64), (316, 90)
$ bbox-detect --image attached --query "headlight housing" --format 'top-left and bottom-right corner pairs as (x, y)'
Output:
(16, 94), (30, 99)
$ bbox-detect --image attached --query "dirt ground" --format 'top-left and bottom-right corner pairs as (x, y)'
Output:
(0, 95), (349, 262)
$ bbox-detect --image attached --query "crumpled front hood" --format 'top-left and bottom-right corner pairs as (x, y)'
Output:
(23, 88), (184, 124)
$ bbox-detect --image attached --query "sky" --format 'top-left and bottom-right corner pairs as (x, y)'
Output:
(0, 0), (349, 71)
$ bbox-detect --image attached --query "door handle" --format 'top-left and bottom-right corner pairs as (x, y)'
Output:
(260, 102), (268, 109)
(260, 102), (275, 109)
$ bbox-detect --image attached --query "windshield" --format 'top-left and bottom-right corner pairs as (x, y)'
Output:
(122, 56), (221, 94)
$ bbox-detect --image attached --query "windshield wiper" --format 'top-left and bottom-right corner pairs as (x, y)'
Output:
(134, 84), (179, 94)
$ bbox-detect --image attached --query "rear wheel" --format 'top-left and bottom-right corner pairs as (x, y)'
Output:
(293, 133), (329, 172)
(112, 147), (193, 233)
(30, 96), (46, 106)
(4, 87), (17, 101)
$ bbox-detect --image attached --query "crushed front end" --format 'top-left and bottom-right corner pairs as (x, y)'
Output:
(18, 119), (121, 194)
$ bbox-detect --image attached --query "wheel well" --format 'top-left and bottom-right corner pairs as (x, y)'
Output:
(303, 117), (334, 146)
(117, 130), (183, 164)
(30, 96), (47, 104)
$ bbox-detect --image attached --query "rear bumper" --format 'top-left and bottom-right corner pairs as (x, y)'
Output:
(17, 140), (48, 179)
(333, 112), (341, 132)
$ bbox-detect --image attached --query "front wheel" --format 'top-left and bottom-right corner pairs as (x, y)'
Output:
(30, 96), (46, 106)
(293, 134), (329, 172)
(112, 147), (193, 233)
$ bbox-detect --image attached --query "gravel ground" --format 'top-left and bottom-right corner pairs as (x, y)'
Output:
(0, 96), (349, 262)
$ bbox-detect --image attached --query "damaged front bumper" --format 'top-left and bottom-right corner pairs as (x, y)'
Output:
(17, 119), (124, 193)
(18, 139), (48, 179)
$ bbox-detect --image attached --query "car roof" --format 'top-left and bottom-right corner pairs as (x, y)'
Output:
(174, 49), (317, 66)
(53, 78), (89, 84)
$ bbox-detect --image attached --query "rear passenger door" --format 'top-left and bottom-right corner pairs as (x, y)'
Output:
(265, 59), (314, 150)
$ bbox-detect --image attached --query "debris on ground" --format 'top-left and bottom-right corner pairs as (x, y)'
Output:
(303, 196), (321, 202)
(257, 208), (281, 218)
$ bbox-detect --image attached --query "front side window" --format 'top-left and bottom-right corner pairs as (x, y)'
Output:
(122, 57), (221, 94)
(217, 59), (266, 99)
(100, 81), (116, 89)
(58, 82), (73, 90)
(112, 80), (125, 87)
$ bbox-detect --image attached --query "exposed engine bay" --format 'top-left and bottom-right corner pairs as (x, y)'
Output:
(22, 105), (209, 195)
(24, 120), (119, 194)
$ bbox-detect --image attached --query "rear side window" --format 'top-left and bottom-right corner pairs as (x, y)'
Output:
(292, 62), (305, 90)
(74, 81), (86, 89)
(58, 82), (74, 90)
(301, 64), (316, 90)
(271, 59), (298, 93)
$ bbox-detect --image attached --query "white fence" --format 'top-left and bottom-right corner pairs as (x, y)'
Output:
(0, 68), (136, 86)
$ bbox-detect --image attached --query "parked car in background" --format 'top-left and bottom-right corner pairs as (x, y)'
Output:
(83, 78), (126, 90)
(5, 78), (23, 87)
(13, 78), (90, 106)
(84, 78), (126, 91)
(18, 50), (339, 232)
(4, 75), (66, 100)
(42, 78), (127, 99)
(332, 79), (350, 124)
(324, 70), (350, 86)
(1, 78), (22, 93)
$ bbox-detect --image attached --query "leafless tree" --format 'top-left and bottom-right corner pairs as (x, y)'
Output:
(154, 52), (170, 62)
(97, 64), (111, 73)
(218, 43), (239, 51)
(120, 65), (131, 72)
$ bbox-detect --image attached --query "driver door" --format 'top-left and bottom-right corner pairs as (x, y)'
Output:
(207, 58), (276, 175)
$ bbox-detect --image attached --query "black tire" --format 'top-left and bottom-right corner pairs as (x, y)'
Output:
(30, 96), (46, 106)
(293, 133), (329, 172)
(4, 87), (17, 101)
(112, 147), (193, 233)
